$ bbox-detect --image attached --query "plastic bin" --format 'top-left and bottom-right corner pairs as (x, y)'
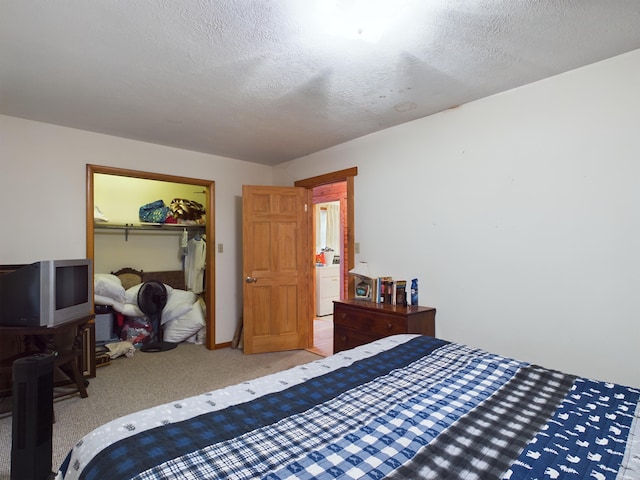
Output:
(94, 305), (115, 343)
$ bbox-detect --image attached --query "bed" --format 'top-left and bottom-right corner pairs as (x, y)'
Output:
(56, 334), (640, 480)
(93, 268), (206, 346)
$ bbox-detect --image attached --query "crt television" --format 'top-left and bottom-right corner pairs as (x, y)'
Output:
(0, 259), (93, 327)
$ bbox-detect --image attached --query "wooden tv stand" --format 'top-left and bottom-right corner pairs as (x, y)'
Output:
(0, 314), (95, 400)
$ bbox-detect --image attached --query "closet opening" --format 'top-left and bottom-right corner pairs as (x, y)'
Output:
(86, 165), (216, 350)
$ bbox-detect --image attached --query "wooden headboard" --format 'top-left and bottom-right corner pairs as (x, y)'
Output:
(141, 270), (186, 291)
(111, 268), (186, 291)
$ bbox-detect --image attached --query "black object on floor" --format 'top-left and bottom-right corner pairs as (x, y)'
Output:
(137, 281), (177, 352)
(11, 353), (55, 480)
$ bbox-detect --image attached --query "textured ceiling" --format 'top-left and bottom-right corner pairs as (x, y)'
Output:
(1, 1), (640, 166)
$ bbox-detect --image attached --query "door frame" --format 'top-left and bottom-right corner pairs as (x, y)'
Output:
(294, 167), (357, 347)
(85, 164), (217, 350)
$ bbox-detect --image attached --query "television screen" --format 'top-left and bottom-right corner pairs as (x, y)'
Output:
(55, 264), (90, 310)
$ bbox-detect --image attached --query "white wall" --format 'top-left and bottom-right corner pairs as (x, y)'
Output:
(274, 49), (640, 388)
(3, 50), (639, 385)
(0, 116), (273, 343)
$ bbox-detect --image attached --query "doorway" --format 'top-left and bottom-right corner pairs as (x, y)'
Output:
(85, 164), (217, 350)
(294, 167), (357, 355)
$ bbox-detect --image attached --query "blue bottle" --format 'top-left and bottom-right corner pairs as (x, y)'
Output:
(410, 278), (418, 306)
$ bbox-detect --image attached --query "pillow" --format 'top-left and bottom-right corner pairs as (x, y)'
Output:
(94, 294), (119, 308)
(184, 326), (206, 344)
(125, 283), (142, 305)
(94, 274), (126, 303)
(161, 289), (196, 325)
(125, 282), (174, 306)
(94, 294), (143, 317)
(163, 301), (205, 343)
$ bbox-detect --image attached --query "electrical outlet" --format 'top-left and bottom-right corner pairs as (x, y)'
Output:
(355, 242), (360, 254)
(217, 243), (223, 253)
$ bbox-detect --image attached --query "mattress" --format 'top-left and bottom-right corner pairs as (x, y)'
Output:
(56, 335), (640, 480)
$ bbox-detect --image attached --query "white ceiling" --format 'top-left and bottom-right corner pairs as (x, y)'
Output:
(1, 1), (640, 166)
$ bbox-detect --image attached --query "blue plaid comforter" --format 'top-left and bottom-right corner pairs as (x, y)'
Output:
(57, 335), (640, 480)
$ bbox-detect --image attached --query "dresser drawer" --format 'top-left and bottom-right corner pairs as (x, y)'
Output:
(333, 325), (380, 353)
(334, 306), (407, 336)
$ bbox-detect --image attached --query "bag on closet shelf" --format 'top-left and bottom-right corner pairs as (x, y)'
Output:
(170, 198), (206, 223)
(139, 199), (169, 223)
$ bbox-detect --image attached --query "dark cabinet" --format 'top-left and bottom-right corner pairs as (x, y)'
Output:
(333, 299), (436, 353)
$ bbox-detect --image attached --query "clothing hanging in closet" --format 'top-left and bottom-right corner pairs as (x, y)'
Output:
(185, 236), (206, 293)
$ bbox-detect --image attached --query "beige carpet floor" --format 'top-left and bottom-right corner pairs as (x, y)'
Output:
(0, 344), (321, 480)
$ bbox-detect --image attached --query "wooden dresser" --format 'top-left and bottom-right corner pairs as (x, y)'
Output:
(333, 299), (436, 354)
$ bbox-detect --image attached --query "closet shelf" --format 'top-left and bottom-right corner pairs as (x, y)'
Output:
(94, 223), (204, 241)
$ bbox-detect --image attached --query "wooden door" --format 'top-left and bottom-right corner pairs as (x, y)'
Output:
(242, 185), (310, 353)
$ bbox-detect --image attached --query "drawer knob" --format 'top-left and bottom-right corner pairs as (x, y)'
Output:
(387, 323), (392, 330)
(341, 336), (347, 342)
